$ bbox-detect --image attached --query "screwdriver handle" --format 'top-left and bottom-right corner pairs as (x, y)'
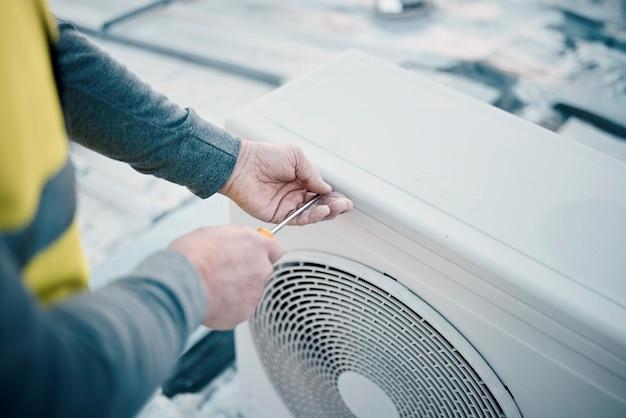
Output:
(256, 227), (274, 238)
(256, 194), (321, 238)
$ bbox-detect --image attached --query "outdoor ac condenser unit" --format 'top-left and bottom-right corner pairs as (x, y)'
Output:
(225, 51), (626, 418)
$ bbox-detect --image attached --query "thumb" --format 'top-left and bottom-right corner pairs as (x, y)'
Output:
(293, 146), (332, 195)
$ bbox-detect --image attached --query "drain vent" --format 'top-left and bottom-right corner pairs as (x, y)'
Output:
(250, 251), (521, 418)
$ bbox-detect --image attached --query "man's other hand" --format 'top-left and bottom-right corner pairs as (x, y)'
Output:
(220, 141), (353, 225)
(169, 225), (282, 329)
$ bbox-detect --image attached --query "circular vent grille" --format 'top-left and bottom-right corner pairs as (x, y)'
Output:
(250, 251), (521, 418)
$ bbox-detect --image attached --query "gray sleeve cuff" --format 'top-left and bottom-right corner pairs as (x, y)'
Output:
(179, 109), (241, 198)
(133, 249), (207, 335)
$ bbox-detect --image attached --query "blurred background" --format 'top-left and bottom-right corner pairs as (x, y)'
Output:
(50, 0), (626, 416)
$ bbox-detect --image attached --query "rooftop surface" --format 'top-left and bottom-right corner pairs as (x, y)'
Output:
(50, 1), (626, 416)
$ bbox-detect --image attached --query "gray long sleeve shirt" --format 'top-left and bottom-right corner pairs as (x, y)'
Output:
(0, 23), (240, 418)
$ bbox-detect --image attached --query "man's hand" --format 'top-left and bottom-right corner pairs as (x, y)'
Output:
(169, 225), (282, 329)
(220, 141), (353, 225)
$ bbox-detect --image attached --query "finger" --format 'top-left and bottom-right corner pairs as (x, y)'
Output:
(290, 204), (331, 226)
(323, 198), (351, 220)
(253, 230), (283, 264)
(287, 192), (353, 225)
(317, 191), (351, 204)
(264, 237), (283, 264)
(316, 192), (353, 220)
(271, 188), (309, 223)
(259, 260), (275, 285)
(261, 261), (276, 285)
(292, 146), (332, 195)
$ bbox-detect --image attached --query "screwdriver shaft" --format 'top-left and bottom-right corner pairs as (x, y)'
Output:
(270, 195), (321, 235)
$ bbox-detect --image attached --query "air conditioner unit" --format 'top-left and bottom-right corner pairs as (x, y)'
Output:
(225, 51), (626, 418)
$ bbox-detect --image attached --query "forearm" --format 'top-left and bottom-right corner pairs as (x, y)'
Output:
(0, 245), (206, 418)
(55, 22), (239, 198)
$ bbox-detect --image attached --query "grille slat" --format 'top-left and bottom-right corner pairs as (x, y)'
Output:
(250, 252), (520, 418)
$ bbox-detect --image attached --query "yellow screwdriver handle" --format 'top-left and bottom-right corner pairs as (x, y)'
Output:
(256, 227), (275, 238)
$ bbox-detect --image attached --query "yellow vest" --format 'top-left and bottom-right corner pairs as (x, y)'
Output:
(0, 0), (89, 302)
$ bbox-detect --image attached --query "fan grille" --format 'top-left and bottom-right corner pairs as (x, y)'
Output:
(250, 252), (520, 418)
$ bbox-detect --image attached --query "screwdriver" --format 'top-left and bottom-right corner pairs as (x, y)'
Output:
(257, 195), (321, 238)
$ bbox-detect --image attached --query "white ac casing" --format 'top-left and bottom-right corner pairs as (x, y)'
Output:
(226, 51), (626, 418)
